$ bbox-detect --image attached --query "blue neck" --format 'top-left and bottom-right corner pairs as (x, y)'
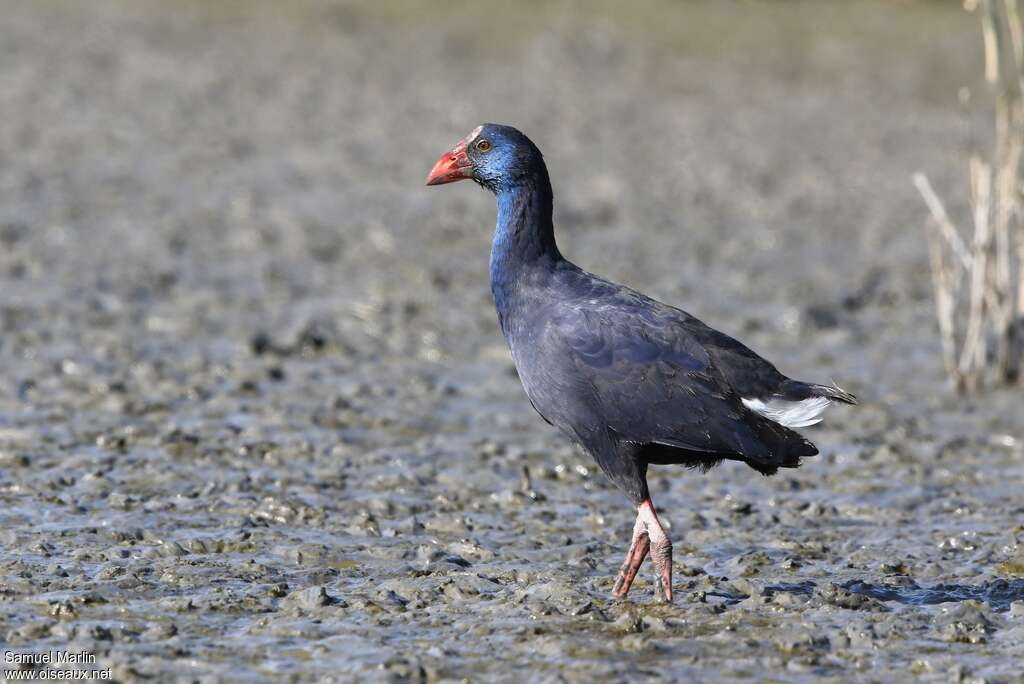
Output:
(489, 176), (561, 322)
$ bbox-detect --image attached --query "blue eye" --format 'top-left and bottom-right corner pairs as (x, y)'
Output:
(476, 139), (492, 152)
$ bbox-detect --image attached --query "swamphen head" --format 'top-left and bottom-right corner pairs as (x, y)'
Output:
(426, 124), (544, 193)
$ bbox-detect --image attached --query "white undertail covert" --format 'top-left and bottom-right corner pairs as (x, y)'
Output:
(741, 396), (832, 428)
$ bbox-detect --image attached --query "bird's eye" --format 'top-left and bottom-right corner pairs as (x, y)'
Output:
(476, 139), (492, 152)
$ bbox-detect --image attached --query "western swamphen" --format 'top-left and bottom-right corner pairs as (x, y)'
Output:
(426, 124), (856, 602)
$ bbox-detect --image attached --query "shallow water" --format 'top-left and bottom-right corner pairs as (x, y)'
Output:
(1, 1), (1023, 682)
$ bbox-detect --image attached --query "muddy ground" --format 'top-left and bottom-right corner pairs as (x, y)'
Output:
(1, 1), (1023, 682)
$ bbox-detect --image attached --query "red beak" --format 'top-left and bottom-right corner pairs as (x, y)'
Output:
(426, 141), (472, 186)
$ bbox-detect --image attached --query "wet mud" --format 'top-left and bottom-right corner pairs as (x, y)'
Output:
(1, 1), (1023, 682)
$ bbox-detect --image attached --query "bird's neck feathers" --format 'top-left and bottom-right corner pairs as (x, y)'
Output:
(489, 170), (561, 317)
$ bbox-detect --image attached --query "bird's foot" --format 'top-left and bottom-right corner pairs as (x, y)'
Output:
(611, 498), (673, 602)
(650, 536), (673, 603)
(612, 518), (650, 598)
(639, 498), (673, 602)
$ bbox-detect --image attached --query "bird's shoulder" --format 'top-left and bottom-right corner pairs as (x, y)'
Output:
(540, 269), (714, 370)
(543, 268), (788, 397)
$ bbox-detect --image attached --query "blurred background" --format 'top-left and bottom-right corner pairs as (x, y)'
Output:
(2, 1), (1022, 683)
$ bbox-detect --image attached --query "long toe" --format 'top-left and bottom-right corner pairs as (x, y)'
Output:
(612, 530), (650, 598)
(651, 537), (673, 602)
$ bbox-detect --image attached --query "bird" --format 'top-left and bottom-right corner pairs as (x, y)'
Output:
(425, 124), (856, 602)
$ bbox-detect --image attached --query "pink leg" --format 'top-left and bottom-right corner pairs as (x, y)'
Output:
(611, 498), (673, 602)
(638, 498), (673, 602)
(612, 514), (650, 597)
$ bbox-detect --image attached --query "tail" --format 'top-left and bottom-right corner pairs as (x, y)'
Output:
(744, 418), (819, 476)
(740, 380), (855, 476)
(777, 379), (858, 405)
(803, 381), (858, 405)
(740, 378), (856, 437)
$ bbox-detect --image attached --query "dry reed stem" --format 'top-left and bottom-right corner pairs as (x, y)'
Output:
(912, 173), (972, 270)
(1008, 0), (1024, 70)
(959, 157), (991, 390)
(913, 0), (1024, 392)
(925, 210), (961, 384)
(982, 0), (1002, 83)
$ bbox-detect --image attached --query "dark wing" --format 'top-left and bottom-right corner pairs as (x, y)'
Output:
(657, 303), (857, 405)
(546, 298), (816, 466)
